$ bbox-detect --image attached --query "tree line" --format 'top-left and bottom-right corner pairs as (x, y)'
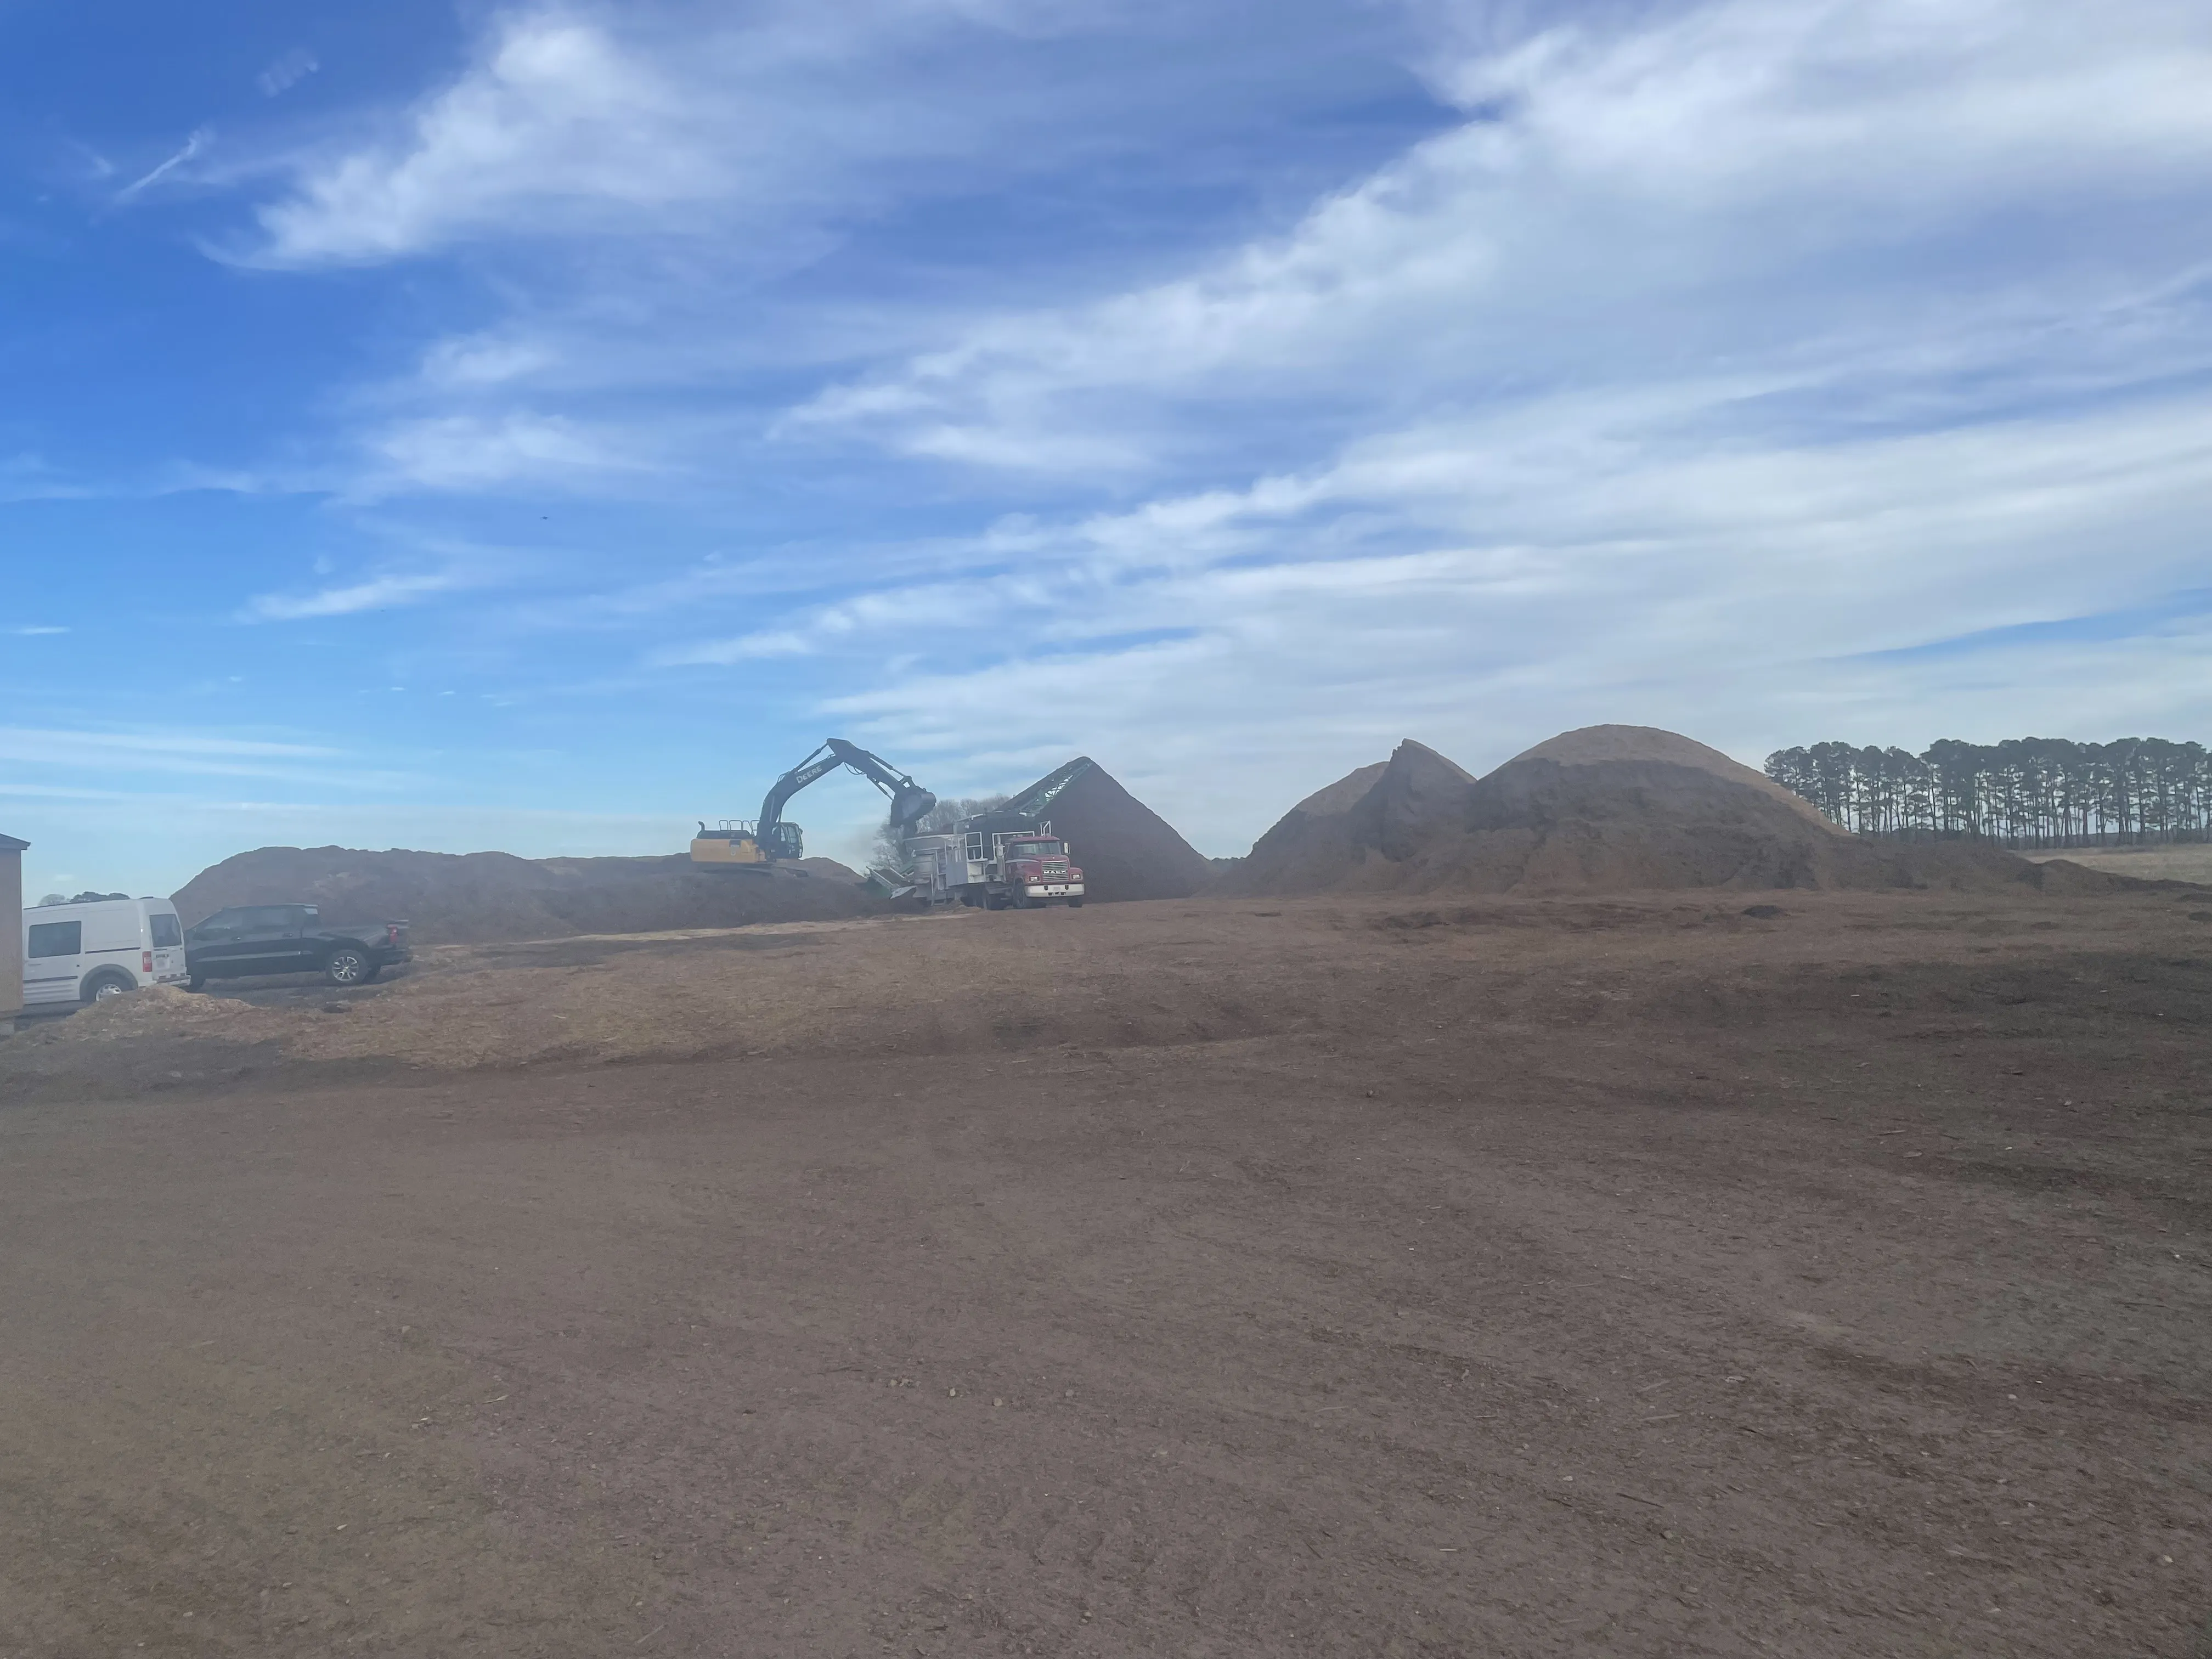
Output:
(1763, 737), (2211, 848)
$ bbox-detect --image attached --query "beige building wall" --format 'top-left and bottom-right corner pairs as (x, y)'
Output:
(0, 834), (24, 1035)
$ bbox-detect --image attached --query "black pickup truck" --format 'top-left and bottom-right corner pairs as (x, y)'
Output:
(184, 905), (411, 989)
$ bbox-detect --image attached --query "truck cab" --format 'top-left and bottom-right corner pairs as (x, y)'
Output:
(992, 834), (1084, 907)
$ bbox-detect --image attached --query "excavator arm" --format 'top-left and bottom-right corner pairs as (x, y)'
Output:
(755, 739), (937, 861)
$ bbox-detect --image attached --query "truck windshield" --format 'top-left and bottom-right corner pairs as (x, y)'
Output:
(1009, 842), (1065, 857)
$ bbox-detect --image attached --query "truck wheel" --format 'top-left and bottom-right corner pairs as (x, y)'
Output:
(984, 891), (1009, 911)
(1067, 898), (1084, 908)
(82, 970), (134, 1005)
(325, 948), (379, 986)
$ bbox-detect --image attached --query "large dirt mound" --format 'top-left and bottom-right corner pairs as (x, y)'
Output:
(1215, 742), (1468, 896)
(173, 847), (880, 944)
(980, 760), (1212, 903)
(1444, 728), (1841, 893)
(1294, 761), (1387, 816)
(1513, 725), (1835, 828)
(1218, 725), (2126, 898)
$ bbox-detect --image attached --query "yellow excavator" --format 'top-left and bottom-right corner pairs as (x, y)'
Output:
(692, 739), (937, 870)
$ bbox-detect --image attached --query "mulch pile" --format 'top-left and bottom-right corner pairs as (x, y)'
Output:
(171, 729), (2147, 938)
(171, 759), (1214, 943)
(172, 847), (879, 945)
(1216, 724), (2146, 898)
(1022, 764), (1214, 904)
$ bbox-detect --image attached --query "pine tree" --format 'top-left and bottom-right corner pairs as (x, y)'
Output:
(1764, 737), (2211, 847)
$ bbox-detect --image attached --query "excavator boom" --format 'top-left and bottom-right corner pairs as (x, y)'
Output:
(752, 740), (937, 862)
(693, 739), (936, 869)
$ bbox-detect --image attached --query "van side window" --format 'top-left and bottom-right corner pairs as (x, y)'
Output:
(149, 913), (183, 948)
(28, 921), (82, 959)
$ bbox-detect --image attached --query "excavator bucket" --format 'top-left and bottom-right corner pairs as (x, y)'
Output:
(889, 783), (938, 829)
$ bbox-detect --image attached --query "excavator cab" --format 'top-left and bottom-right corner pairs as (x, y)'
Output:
(691, 820), (768, 867)
(761, 820), (806, 861)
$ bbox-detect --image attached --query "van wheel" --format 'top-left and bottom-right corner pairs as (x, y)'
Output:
(325, 949), (378, 986)
(83, 972), (134, 1005)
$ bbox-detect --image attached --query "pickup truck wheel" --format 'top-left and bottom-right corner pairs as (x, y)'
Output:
(187, 973), (206, 991)
(324, 947), (378, 986)
(82, 970), (134, 1005)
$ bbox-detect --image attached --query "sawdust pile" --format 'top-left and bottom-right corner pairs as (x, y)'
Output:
(173, 847), (879, 945)
(1026, 764), (1213, 903)
(1218, 725), (2135, 898)
(50, 984), (275, 1040)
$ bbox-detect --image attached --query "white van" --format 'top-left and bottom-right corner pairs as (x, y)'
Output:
(20, 896), (190, 1008)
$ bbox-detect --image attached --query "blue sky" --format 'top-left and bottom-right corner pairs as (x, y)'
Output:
(4, 0), (2210, 898)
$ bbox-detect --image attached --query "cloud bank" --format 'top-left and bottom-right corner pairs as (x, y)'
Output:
(207, 0), (2212, 849)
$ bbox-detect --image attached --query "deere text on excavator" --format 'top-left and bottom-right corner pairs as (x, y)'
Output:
(691, 740), (937, 870)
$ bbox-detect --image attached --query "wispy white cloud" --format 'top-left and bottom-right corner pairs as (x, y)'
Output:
(793, 0), (2212, 472)
(0, 451), (90, 503)
(416, 335), (558, 391)
(120, 128), (213, 200)
(252, 14), (707, 264)
(650, 575), (1040, 665)
(355, 411), (657, 495)
(241, 570), (464, 622)
(257, 48), (321, 99)
(248, 0), (1159, 269)
(651, 629), (812, 666)
(7, 625), (70, 636)
(227, 0), (1433, 499)
(0, 727), (337, 759)
(0, 725), (371, 788)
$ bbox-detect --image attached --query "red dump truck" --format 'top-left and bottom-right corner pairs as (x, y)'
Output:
(906, 823), (1085, 909)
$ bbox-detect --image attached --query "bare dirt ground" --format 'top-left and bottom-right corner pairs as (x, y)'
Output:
(2027, 844), (2212, 884)
(2, 888), (2209, 1657)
